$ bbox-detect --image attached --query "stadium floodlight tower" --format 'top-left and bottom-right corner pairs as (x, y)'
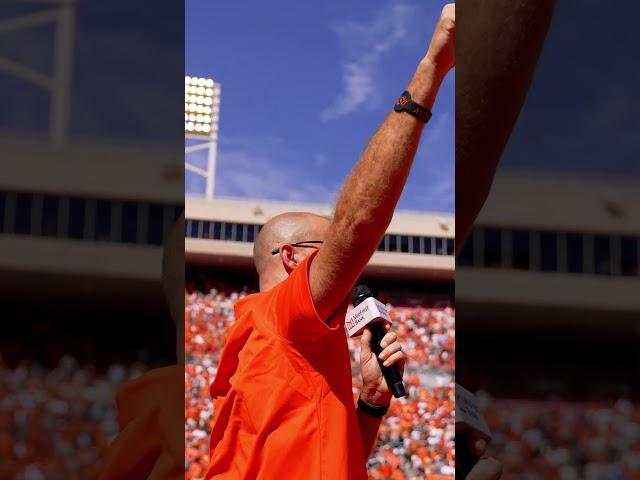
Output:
(0, 0), (76, 147)
(185, 75), (221, 200)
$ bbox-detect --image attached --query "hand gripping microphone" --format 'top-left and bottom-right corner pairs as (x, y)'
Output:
(346, 285), (406, 398)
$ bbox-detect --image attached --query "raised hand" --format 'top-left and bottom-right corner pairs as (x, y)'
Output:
(424, 3), (455, 74)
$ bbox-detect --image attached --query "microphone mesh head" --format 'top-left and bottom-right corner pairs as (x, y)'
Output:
(352, 285), (373, 307)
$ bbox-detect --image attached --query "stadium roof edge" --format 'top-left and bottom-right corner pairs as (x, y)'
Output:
(476, 169), (640, 234)
(203, 194), (456, 219)
(0, 138), (182, 204)
(185, 196), (455, 238)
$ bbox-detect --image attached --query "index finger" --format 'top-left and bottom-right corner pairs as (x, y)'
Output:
(379, 331), (397, 348)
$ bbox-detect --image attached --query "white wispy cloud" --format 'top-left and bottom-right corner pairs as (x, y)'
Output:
(320, 2), (417, 122)
(407, 165), (454, 212)
(215, 148), (339, 203)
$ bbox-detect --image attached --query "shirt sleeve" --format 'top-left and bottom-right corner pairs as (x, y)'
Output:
(269, 250), (344, 345)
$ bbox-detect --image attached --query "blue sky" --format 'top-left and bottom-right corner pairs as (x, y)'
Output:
(490, 1), (640, 179)
(0, 2), (182, 142)
(186, 0), (455, 213)
(2, 0), (637, 210)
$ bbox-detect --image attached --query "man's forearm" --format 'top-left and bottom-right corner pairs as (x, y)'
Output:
(456, 0), (554, 250)
(309, 6), (454, 321)
(331, 8), (454, 253)
(356, 407), (384, 458)
(312, 60), (448, 317)
(333, 58), (445, 240)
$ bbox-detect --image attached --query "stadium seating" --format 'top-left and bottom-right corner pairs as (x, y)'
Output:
(479, 394), (640, 480)
(0, 356), (145, 479)
(4, 290), (635, 479)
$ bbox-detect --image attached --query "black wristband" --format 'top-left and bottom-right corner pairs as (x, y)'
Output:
(393, 90), (432, 123)
(357, 397), (390, 418)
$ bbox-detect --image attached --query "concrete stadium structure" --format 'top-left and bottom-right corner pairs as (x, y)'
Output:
(2, 140), (638, 324)
(0, 139), (182, 303)
(185, 197), (455, 282)
(457, 171), (640, 332)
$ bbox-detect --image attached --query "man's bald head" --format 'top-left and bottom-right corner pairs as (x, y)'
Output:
(254, 212), (330, 287)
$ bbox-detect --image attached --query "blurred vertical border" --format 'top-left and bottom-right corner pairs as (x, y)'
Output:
(0, 1), (184, 478)
(457, 0), (640, 478)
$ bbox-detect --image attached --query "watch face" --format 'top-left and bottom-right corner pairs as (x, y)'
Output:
(397, 95), (409, 107)
(395, 92), (411, 111)
(393, 91), (431, 122)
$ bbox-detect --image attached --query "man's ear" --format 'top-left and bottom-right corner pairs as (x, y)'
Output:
(279, 244), (298, 273)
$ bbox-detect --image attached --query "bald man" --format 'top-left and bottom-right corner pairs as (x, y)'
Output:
(205, 6), (454, 479)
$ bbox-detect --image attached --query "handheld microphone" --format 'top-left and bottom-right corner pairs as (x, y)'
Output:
(346, 285), (406, 398)
(455, 384), (492, 478)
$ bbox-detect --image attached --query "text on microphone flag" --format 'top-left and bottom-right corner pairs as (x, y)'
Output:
(345, 296), (391, 337)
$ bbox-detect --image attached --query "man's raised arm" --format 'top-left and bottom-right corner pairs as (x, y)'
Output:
(310, 4), (455, 321)
(456, 0), (555, 250)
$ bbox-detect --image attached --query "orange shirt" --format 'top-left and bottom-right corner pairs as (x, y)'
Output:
(99, 366), (184, 480)
(206, 251), (367, 480)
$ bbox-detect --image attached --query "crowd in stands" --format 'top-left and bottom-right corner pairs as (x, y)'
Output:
(0, 355), (145, 480)
(185, 288), (456, 479)
(185, 288), (244, 479)
(2, 290), (637, 480)
(479, 393), (640, 480)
